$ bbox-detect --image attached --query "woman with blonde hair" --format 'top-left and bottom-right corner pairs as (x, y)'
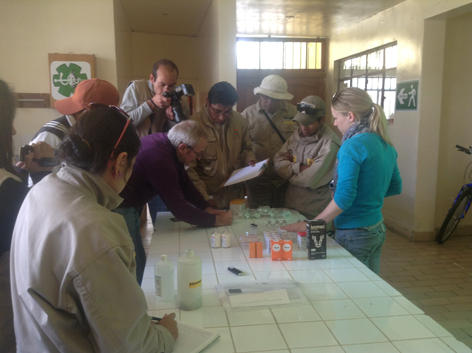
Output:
(283, 87), (402, 274)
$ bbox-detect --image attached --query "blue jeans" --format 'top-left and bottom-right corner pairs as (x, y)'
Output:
(112, 207), (146, 285)
(335, 220), (387, 275)
(147, 195), (167, 228)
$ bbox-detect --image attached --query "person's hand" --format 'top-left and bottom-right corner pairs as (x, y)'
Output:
(23, 142), (55, 174)
(207, 199), (218, 209)
(156, 313), (178, 340)
(215, 211), (233, 226)
(151, 93), (172, 109)
(279, 151), (294, 162)
(165, 105), (175, 121)
(248, 160), (256, 167)
(280, 221), (306, 232)
(204, 207), (224, 215)
(300, 165), (309, 172)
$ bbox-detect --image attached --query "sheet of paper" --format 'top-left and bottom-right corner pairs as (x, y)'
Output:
(228, 289), (290, 308)
(172, 322), (220, 353)
(223, 158), (269, 187)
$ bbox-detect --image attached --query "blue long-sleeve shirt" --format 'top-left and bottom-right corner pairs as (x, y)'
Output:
(333, 133), (402, 229)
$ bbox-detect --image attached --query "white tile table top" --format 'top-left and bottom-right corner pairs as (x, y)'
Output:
(146, 211), (471, 353)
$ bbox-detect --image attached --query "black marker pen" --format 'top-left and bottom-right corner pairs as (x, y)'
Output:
(228, 266), (243, 276)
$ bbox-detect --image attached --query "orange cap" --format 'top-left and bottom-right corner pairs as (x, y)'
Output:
(54, 78), (119, 115)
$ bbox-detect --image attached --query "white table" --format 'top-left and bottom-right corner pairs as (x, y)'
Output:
(142, 211), (471, 353)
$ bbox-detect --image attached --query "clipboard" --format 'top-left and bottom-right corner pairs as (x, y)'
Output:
(221, 158), (269, 187)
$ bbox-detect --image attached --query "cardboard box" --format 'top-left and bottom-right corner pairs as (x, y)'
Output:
(230, 199), (247, 213)
(249, 242), (257, 258)
(256, 242), (263, 258)
(282, 239), (292, 261)
(307, 220), (327, 260)
(271, 240), (282, 261)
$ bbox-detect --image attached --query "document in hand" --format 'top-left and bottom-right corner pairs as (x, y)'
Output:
(173, 321), (219, 353)
(222, 158), (269, 187)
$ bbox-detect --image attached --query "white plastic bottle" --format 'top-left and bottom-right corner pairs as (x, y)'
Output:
(154, 254), (175, 301)
(211, 228), (221, 248)
(221, 227), (232, 248)
(177, 249), (202, 310)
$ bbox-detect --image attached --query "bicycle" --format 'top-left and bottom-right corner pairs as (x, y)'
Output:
(437, 145), (472, 244)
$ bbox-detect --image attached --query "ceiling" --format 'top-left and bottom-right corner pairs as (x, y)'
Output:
(119, 0), (407, 37)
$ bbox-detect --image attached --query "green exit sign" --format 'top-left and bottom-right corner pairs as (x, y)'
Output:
(395, 80), (419, 111)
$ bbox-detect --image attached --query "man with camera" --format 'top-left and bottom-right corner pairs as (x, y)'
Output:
(30, 79), (119, 148)
(120, 59), (191, 137)
(187, 82), (256, 209)
(241, 75), (298, 209)
(27, 79), (119, 185)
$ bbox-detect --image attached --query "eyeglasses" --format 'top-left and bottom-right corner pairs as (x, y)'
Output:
(209, 105), (232, 117)
(297, 102), (323, 116)
(185, 144), (204, 158)
(88, 103), (131, 161)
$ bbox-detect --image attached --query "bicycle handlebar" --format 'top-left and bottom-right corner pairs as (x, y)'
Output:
(456, 145), (472, 154)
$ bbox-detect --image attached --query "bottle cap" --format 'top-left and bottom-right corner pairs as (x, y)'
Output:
(161, 254), (167, 261)
(186, 249), (194, 258)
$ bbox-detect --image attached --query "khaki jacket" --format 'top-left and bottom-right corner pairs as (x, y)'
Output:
(242, 99), (298, 186)
(10, 164), (175, 353)
(274, 124), (341, 218)
(187, 107), (255, 207)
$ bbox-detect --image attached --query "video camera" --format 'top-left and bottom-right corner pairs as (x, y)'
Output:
(163, 84), (195, 123)
(19, 145), (57, 167)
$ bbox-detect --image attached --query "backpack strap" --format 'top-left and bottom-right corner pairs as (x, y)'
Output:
(262, 111), (286, 144)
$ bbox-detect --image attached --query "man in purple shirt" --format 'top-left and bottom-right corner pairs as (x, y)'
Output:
(114, 120), (232, 284)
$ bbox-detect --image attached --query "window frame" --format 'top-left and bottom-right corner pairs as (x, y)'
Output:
(236, 37), (327, 71)
(336, 41), (397, 118)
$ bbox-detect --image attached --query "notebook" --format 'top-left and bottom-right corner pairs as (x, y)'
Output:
(172, 321), (219, 353)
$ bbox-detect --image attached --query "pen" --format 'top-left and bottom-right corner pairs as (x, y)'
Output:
(228, 266), (243, 276)
(151, 316), (162, 322)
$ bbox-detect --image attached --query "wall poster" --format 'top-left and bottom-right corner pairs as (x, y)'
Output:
(48, 53), (95, 106)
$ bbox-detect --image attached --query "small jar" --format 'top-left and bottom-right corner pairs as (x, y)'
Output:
(297, 231), (307, 251)
(221, 227), (232, 248)
(211, 228), (221, 248)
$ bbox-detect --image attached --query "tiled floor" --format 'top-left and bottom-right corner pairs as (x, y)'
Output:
(141, 213), (472, 350)
(379, 231), (472, 349)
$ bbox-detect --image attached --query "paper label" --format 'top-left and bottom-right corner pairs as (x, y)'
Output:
(189, 279), (202, 288)
(229, 289), (290, 307)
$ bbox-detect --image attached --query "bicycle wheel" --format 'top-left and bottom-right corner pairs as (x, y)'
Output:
(437, 191), (472, 244)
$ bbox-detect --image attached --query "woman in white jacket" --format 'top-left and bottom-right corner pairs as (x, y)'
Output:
(10, 105), (178, 352)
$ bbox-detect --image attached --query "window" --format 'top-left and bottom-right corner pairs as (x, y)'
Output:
(336, 42), (397, 119)
(237, 38), (324, 70)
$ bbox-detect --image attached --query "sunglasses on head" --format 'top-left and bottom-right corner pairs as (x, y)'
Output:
(297, 102), (322, 116)
(87, 103), (131, 162)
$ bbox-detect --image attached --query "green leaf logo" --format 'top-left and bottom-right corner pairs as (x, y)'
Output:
(52, 63), (88, 97)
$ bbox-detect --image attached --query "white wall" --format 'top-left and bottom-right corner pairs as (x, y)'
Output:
(114, 0), (133, 96)
(0, 0), (117, 151)
(328, 0), (472, 239)
(196, 0), (237, 109)
(435, 12), (472, 228)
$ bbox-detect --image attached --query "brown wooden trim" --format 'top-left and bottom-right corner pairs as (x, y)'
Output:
(16, 93), (51, 108)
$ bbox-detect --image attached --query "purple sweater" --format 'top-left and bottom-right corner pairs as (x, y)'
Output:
(120, 133), (216, 226)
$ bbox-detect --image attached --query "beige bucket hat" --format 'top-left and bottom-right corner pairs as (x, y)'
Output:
(253, 75), (293, 100)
